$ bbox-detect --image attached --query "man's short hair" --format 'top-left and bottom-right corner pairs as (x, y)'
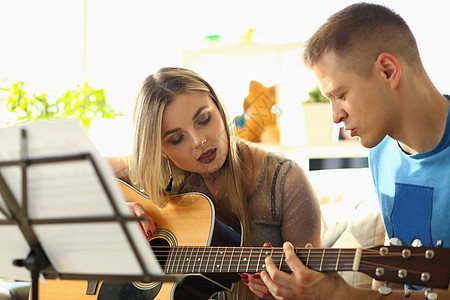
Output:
(302, 3), (422, 76)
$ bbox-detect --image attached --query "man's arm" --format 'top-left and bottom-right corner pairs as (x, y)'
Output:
(261, 242), (449, 300)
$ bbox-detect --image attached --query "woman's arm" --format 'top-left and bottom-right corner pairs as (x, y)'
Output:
(106, 155), (157, 236)
(106, 156), (131, 183)
(245, 156), (321, 299)
(278, 162), (321, 247)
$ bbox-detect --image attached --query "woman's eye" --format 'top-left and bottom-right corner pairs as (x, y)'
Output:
(170, 134), (184, 145)
(197, 113), (211, 126)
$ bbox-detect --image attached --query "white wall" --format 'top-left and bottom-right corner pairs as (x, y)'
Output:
(1, 0), (449, 155)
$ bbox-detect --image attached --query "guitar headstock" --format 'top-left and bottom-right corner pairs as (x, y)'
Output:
(358, 245), (449, 289)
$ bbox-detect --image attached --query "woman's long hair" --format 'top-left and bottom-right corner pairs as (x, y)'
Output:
(130, 67), (252, 246)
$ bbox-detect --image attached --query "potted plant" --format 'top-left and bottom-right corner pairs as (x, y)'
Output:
(0, 80), (122, 130)
(302, 85), (337, 145)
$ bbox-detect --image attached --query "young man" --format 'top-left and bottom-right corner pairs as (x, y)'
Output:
(253, 3), (450, 299)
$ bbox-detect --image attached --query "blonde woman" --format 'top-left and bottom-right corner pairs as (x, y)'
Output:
(109, 67), (321, 299)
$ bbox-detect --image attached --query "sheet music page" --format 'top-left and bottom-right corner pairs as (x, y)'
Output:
(0, 226), (34, 281)
(0, 119), (162, 280)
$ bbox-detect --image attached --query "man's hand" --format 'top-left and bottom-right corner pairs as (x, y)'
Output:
(260, 242), (345, 300)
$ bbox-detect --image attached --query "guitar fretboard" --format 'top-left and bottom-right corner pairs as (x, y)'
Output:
(162, 246), (359, 274)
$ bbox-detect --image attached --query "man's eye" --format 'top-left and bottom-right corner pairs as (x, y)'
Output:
(336, 94), (346, 100)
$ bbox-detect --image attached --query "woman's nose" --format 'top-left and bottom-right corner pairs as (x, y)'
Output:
(192, 132), (206, 148)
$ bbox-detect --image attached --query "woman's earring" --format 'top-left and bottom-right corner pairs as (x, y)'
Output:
(164, 159), (173, 192)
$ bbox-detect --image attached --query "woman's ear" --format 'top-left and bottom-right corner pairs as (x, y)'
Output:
(376, 52), (401, 89)
(162, 152), (168, 159)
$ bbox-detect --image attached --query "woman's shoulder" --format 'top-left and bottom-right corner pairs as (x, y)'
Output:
(238, 141), (267, 167)
(238, 140), (299, 166)
(237, 140), (302, 183)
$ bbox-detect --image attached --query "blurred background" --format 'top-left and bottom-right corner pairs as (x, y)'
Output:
(1, 0), (449, 156)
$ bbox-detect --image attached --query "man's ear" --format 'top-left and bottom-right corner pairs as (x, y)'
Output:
(376, 52), (401, 89)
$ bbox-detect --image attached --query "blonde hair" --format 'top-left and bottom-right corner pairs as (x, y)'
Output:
(130, 67), (252, 245)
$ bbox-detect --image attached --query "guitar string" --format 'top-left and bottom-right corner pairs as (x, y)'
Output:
(149, 247), (428, 273)
(358, 260), (427, 275)
(131, 189), (441, 279)
(162, 264), (427, 278)
(150, 247), (427, 258)
(148, 243), (437, 282)
(162, 264), (425, 273)
(149, 246), (427, 258)
(161, 257), (430, 279)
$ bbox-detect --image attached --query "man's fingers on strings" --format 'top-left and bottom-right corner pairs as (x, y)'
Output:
(283, 242), (307, 274)
(264, 256), (291, 284)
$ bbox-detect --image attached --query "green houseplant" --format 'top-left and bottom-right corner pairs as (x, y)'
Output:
(304, 85), (329, 104)
(0, 80), (122, 129)
(302, 85), (336, 144)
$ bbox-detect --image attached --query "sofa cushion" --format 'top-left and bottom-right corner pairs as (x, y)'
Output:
(0, 282), (30, 300)
(308, 168), (386, 288)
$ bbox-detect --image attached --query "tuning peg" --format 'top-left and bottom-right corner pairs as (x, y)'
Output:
(425, 288), (438, 300)
(378, 282), (392, 296)
(404, 285), (412, 297)
(412, 239), (423, 247)
(389, 237), (402, 246)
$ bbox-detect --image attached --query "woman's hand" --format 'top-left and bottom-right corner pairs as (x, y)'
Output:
(126, 202), (157, 237)
(242, 242), (276, 299)
(242, 272), (276, 299)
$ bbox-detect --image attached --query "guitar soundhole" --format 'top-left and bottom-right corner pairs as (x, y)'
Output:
(98, 281), (161, 300)
(150, 237), (170, 269)
(97, 238), (170, 299)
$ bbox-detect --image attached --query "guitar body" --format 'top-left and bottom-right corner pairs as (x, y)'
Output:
(38, 180), (242, 300)
(35, 180), (450, 299)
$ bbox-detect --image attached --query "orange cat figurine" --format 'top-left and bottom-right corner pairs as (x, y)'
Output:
(234, 81), (280, 143)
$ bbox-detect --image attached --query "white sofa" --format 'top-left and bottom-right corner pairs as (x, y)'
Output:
(308, 168), (386, 288)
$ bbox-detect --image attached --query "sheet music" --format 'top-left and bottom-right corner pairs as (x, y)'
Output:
(0, 119), (162, 281)
(0, 226), (33, 280)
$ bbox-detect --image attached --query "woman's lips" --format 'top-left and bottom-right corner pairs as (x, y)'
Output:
(198, 148), (216, 164)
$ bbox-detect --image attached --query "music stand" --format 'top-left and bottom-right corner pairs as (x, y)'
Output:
(0, 120), (179, 300)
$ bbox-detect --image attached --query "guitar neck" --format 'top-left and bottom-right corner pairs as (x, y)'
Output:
(161, 245), (450, 289)
(164, 246), (357, 274)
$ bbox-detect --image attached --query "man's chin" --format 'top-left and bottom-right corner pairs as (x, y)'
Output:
(360, 136), (384, 149)
(357, 136), (371, 148)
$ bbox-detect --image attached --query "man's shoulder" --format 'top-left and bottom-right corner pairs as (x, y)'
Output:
(369, 135), (394, 159)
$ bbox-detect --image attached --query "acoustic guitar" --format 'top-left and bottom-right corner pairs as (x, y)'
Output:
(38, 180), (450, 299)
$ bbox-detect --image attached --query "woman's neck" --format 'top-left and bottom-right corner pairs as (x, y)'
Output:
(200, 170), (222, 198)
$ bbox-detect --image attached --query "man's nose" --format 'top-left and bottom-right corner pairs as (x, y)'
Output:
(331, 102), (348, 124)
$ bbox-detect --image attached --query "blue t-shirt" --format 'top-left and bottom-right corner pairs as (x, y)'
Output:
(369, 95), (450, 247)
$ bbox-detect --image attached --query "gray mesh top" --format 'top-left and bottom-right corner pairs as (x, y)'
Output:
(180, 152), (321, 247)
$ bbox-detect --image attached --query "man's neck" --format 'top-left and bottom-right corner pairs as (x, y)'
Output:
(396, 93), (448, 155)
